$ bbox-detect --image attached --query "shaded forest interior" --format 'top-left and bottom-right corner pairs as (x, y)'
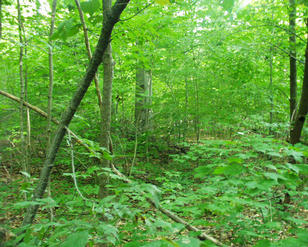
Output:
(0, 0), (308, 246)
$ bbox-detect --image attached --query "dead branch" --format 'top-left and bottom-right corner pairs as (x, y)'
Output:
(0, 89), (89, 150)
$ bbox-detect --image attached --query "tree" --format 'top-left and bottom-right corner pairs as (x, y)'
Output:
(22, 0), (130, 227)
(289, 0), (297, 122)
(98, 0), (114, 199)
(290, 18), (308, 145)
(135, 67), (152, 130)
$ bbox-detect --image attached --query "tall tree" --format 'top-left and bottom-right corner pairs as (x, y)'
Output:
(47, 0), (57, 148)
(74, 0), (104, 119)
(289, 0), (297, 122)
(47, 0), (57, 221)
(290, 18), (308, 145)
(17, 0), (27, 176)
(98, 0), (114, 199)
(135, 68), (152, 130)
(0, 0), (2, 39)
(22, 0), (130, 227)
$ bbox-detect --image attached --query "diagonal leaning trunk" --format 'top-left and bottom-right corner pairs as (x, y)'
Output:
(290, 19), (308, 145)
(22, 0), (130, 227)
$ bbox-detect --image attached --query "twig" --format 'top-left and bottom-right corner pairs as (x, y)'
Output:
(0, 90), (89, 150)
(67, 131), (88, 201)
(129, 125), (138, 177)
(120, 2), (153, 22)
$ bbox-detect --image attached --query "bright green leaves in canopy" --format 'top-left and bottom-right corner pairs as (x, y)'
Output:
(298, 0), (308, 7)
(51, 18), (81, 40)
(155, 0), (170, 5)
(80, 0), (101, 15)
(221, 0), (234, 11)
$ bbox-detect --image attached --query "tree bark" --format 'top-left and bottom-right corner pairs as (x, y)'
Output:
(47, 0), (57, 148)
(135, 68), (152, 130)
(289, 0), (297, 122)
(98, 0), (114, 199)
(74, 0), (104, 118)
(17, 0), (28, 175)
(0, 0), (2, 39)
(290, 19), (308, 145)
(22, 0), (130, 227)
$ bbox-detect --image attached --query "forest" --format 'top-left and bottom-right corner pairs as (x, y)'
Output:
(0, 0), (308, 246)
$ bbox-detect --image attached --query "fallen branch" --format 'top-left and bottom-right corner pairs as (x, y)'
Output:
(0, 89), (226, 246)
(110, 163), (226, 246)
(0, 89), (89, 150)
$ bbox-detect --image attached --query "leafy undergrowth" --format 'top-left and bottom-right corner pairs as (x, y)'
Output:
(1, 134), (308, 246)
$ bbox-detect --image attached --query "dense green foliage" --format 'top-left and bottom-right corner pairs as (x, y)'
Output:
(0, 0), (307, 246)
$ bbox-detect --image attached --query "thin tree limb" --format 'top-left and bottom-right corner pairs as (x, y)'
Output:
(0, 90), (88, 150)
(74, 0), (104, 117)
(120, 2), (153, 22)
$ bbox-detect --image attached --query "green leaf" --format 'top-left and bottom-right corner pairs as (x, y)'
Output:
(264, 172), (287, 183)
(284, 149), (303, 162)
(213, 163), (245, 176)
(51, 18), (81, 40)
(253, 239), (271, 247)
(222, 0), (234, 11)
(13, 201), (41, 209)
(285, 163), (299, 174)
(194, 165), (213, 178)
(20, 171), (31, 178)
(297, 230), (308, 244)
(61, 231), (88, 247)
(155, 0), (170, 5)
(176, 236), (200, 247)
(80, 0), (101, 15)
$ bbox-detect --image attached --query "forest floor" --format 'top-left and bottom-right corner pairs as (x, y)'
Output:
(0, 134), (308, 246)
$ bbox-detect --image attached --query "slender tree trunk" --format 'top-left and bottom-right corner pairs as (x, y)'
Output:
(74, 0), (104, 118)
(193, 77), (200, 142)
(290, 19), (308, 145)
(17, 0), (27, 176)
(269, 45), (273, 135)
(98, 0), (114, 199)
(289, 0), (297, 122)
(22, 0), (130, 227)
(24, 42), (31, 173)
(135, 68), (152, 130)
(184, 78), (188, 140)
(47, 0), (57, 222)
(47, 0), (57, 148)
(0, 0), (2, 39)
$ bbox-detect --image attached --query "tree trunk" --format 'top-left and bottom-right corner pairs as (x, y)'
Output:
(269, 45), (273, 135)
(22, 0), (130, 227)
(193, 77), (200, 142)
(135, 68), (152, 131)
(98, 0), (113, 199)
(0, 0), (2, 39)
(74, 0), (104, 118)
(47, 0), (57, 148)
(47, 0), (57, 222)
(290, 19), (308, 145)
(17, 0), (27, 176)
(289, 0), (297, 122)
